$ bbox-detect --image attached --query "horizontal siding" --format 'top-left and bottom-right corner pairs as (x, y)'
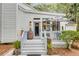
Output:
(0, 3), (2, 42)
(2, 3), (16, 43)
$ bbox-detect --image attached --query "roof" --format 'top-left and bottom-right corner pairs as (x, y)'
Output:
(18, 3), (66, 17)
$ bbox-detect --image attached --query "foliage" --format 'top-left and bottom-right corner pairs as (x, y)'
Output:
(47, 43), (52, 49)
(73, 31), (79, 41)
(47, 38), (52, 49)
(59, 30), (79, 49)
(14, 40), (21, 49)
(32, 3), (79, 31)
(33, 3), (69, 13)
(66, 4), (79, 31)
(59, 31), (77, 41)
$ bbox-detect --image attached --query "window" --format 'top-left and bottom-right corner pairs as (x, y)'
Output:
(52, 21), (57, 31)
(62, 26), (64, 30)
(42, 20), (50, 31)
(57, 21), (60, 31)
(46, 33), (50, 37)
(52, 21), (60, 31)
(42, 18), (50, 31)
(42, 21), (47, 31)
(42, 33), (44, 37)
(46, 20), (50, 31)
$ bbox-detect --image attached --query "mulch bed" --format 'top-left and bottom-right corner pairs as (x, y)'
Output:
(51, 48), (79, 56)
(0, 44), (13, 55)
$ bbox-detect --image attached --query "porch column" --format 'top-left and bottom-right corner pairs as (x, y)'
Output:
(40, 18), (43, 39)
(50, 19), (52, 38)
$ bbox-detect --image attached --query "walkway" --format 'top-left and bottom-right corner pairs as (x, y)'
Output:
(0, 44), (13, 55)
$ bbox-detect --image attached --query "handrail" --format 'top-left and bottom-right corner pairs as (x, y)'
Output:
(21, 31), (27, 42)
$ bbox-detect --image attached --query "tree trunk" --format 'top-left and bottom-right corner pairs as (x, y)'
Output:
(66, 40), (72, 50)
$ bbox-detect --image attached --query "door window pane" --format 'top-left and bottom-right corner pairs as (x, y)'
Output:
(42, 21), (47, 31)
(52, 21), (60, 31)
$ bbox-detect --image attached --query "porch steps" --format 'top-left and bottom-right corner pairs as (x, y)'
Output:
(21, 40), (46, 55)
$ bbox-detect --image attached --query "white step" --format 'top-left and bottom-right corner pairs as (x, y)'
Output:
(23, 39), (42, 42)
(21, 50), (46, 55)
(22, 44), (44, 47)
(21, 31), (46, 55)
(22, 41), (44, 45)
(22, 45), (44, 49)
(21, 52), (46, 55)
(22, 40), (43, 44)
(21, 47), (45, 50)
(21, 49), (46, 52)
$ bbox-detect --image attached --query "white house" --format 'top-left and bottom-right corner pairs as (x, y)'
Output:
(65, 21), (77, 31)
(0, 3), (77, 55)
(0, 3), (67, 43)
(0, 3), (17, 43)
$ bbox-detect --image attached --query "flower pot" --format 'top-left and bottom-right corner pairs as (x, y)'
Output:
(13, 49), (20, 55)
(28, 31), (33, 40)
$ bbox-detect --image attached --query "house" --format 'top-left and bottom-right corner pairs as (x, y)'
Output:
(0, 3), (17, 43)
(0, 3), (66, 43)
(65, 21), (77, 31)
(0, 3), (77, 55)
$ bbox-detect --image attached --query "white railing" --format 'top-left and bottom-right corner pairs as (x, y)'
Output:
(51, 31), (61, 40)
(42, 31), (47, 54)
(21, 31), (27, 42)
(21, 31), (28, 55)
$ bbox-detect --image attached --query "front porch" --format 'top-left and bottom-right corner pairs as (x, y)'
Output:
(31, 18), (62, 40)
(20, 17), (66, 55)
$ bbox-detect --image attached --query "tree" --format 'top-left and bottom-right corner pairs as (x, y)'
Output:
(32, 3), (79, 31)
(33, 3), (69, 13)
(66, 4), (79, 31)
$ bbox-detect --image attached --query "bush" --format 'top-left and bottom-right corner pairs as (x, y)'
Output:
(47, 38), (52, 55)
(59, 30), (79, 49)
(14, 40), (21, 49)
(47, 38), (52, 49)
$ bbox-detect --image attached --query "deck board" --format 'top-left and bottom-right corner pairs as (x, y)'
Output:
(0, 44), (13, 55)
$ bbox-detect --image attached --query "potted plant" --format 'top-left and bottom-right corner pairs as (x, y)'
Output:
(28, 21), (33, 40)
(13, 40), (21, 55)
(47, 38), (52, 55)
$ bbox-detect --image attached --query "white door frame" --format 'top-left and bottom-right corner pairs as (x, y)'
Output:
(33, 21), (41, 38)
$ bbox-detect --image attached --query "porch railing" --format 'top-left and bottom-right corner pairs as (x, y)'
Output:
(51, 31), (61, 40)
(42, 31), (47, 54)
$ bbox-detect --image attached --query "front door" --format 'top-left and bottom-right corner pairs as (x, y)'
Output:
(34, 23), (39, 36)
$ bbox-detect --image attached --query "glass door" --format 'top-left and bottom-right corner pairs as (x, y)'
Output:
(34, 23), (39, 36)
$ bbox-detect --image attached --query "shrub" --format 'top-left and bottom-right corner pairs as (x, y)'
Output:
(14, 40), (21, 49)
(59, 30), (79, 49)
(47, 38), (52, 49)
(47, 38), (52, 55)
